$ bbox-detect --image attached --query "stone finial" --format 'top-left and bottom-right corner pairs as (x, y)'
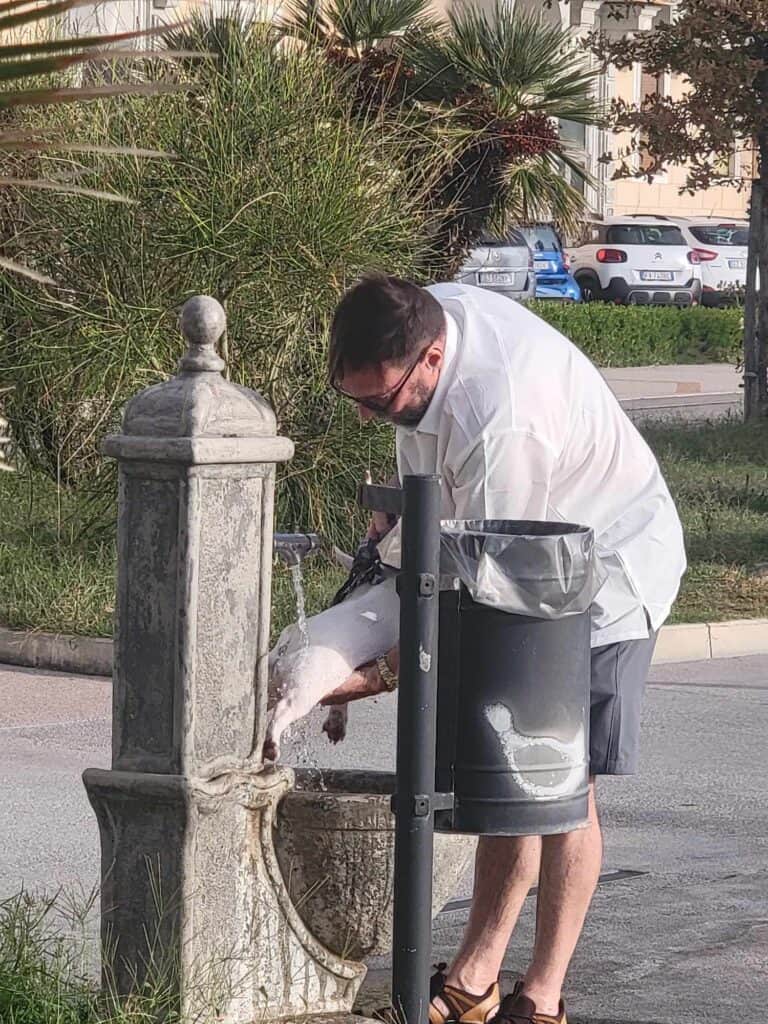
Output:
(114, 294), (288, 443)
(178, 295), (227, 374)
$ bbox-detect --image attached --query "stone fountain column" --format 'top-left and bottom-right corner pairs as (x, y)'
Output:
(83, 296), (366, 1022)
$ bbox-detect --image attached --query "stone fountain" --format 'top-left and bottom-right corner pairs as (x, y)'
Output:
(82, 296), (475, 1022)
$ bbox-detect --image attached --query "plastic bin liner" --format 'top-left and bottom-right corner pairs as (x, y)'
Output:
(439, 520), (606, 618)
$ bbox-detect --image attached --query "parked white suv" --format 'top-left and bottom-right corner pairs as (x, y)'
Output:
(568, 216), (703, 306)
(673, 218), (749, 307)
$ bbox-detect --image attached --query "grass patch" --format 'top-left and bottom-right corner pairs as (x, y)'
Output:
(644, 418), (768, 623)
(0, 890), (98, 1024)
(0, 888), (235, 1023)
(0, 471), (116, 638)
(0, 468), (346, 642)
(1, 419), (767, 637)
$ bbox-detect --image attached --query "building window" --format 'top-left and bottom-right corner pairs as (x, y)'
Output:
(713, 141), (739, 179)
(558, 119), (588, 195)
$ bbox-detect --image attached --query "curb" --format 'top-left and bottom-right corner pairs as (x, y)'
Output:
(0, 626), (112, 677)
(1, 618), (768, 678)
(619, 391), (741, 413)
(619, 391), (742, 423)
(652, 618), (768, 664)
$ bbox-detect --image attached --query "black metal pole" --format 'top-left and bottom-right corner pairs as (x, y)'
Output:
(391, 474), (441, 1024)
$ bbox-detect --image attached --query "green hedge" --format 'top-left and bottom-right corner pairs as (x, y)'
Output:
(530, 302), (742, 367)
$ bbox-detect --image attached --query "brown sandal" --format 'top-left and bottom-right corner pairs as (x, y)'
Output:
(373, 964), (500, 1024)
(428, 963), (501, 1024)
(491, 981), (567, 1024)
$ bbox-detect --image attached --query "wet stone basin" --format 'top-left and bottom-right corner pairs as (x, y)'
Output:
(274, 769), (477, 960)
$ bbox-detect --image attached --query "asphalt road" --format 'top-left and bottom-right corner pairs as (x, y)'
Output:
(1, 655), (767, 1023)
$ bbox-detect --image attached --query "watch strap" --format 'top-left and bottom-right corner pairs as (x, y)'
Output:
(376, 655), (398, 692)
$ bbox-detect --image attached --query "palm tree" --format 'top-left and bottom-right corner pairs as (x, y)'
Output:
(402, 2), (602, 267)
(0, 0), (183, 283)
(279, 0), (602, 271)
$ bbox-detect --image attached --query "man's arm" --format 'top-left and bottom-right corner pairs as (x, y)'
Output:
(323, 430), (555, 705)
(320, 646), (399, 705)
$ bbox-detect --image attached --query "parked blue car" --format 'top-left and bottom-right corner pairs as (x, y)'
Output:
(519, 224), (581, 301)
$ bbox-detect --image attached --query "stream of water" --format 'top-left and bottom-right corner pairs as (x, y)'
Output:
(290, 562), (309, 644)
(284, 560), (325, 790)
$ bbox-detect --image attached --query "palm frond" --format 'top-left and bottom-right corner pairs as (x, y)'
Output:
(0, 0), (79, 35)
(0, 255), (55, 285)
(162, 10), (260, 58)
(0, 176), (134, 202)
(280, 0), (432, 52)
(0, 0), (190, 286)
(333, 0), (432, 50)
(401, 23), (467, 104)
(495, 152), (590, 236)
(0, 47), (194, 84)
(0, 23), (187, 61)
(0, 136), (167, 158)
(0, 82), (180, 111)
(278, 0), (337, 47)
(409, 1), (601, 124)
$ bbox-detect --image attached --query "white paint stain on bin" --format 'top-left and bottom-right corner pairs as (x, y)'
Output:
(419, 645), (432, 672)
(484, 703), (585, 799)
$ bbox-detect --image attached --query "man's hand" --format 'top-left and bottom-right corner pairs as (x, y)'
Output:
(366, 510), (396, 542)
(364, 471), (399, 542)
(320, 661), (386, 706)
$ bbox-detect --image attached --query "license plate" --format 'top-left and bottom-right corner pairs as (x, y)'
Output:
(479, 271), (515, 285)
(729, 259), (746, 270)
(534, 260), (549, 271)
(640, 271), (674, 282)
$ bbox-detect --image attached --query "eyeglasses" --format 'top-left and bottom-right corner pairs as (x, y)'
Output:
(330, 347), (428, 414)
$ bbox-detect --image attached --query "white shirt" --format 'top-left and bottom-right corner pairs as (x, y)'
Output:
(378, 283), (686, 647)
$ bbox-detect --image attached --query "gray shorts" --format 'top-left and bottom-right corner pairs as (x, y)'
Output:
(590, 632), (657, 775)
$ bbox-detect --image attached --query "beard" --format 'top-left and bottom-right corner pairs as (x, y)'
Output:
(387, 382), (435, 427)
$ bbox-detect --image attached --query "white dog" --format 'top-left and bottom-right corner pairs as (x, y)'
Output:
(264, 570), (399, 761)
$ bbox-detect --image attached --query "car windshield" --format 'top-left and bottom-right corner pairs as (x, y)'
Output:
(689, 225), (749, 246)
(518, 225), (561, 251)
(479, 229), (528, 249)
(605, 225), (686, 246)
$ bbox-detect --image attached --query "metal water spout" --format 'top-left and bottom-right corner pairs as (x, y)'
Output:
(274, 532), (321, 566)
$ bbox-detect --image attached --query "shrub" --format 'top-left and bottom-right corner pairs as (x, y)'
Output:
(530, 302), (741, 367)
(0, 22), (449, 551)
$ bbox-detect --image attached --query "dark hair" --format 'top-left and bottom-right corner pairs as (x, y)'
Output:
(328, 273), (444, 381)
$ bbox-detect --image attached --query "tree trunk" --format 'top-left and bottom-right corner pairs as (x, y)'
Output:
(744, 134), (768, 420)
(743, 178), (760, 419)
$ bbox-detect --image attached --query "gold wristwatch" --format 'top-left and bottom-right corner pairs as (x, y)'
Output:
(376, 655), (399, 692)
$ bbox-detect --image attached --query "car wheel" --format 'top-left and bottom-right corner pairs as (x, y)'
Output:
(577, 275), (601, 303)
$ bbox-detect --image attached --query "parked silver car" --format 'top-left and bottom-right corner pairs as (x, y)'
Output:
(456, 229), (533, 302)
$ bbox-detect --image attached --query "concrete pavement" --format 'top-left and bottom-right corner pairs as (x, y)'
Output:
(602, 363), (742, 421)
(1, 656), (767, 1022)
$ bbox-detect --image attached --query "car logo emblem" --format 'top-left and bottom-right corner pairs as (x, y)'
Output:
(653, 252), (663, 261)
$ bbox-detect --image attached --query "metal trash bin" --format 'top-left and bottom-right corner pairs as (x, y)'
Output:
(435, 520), (606, 837)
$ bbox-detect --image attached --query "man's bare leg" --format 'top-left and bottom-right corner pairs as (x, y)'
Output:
(441, 781), (602, 1018)
(521, 780), (602, 1015)
(442, 834), (541, 1003)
